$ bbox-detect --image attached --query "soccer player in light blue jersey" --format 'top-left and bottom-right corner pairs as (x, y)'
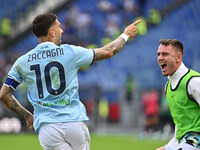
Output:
(0, 13), (141, 150)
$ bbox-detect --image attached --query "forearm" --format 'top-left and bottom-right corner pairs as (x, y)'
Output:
(1, 95), (32, 120)
(0, 83), (33, 129)
(94, 37), (126, 61)
(156, 146), (165, 150)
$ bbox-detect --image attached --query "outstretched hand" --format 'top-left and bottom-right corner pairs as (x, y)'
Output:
(124, 20), (142, 39)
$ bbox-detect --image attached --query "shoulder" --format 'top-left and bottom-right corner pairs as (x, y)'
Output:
(187, 72), (200, 104)
(61, 44), (76, 53)
(13, 54), (26, 65)
(12, 50), (35, 69)
(187, 72), (200, 95)
(62, 44), (92, 54)
(61, 43), (71, 48)
(187, 69), (200, 84)
(188, 76), (200, 86)
(187, 69), (200, 77)
(61, 44), (79, 50)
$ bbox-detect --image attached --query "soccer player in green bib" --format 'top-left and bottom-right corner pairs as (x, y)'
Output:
(156, 39), (200, 150)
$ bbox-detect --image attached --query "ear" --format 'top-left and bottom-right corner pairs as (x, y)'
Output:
(48, 27), (55, 37)
(176, 52), (182, 63)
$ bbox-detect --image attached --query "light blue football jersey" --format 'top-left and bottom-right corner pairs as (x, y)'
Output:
(8, 42), (94, 134)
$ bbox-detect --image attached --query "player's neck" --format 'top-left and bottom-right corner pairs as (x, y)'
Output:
(39, 37), (53, 44)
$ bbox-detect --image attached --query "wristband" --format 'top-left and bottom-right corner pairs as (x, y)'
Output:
(119, 33), (129, 42)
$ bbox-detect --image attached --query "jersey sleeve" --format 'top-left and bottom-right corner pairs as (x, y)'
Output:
(7, 58), (23, 84)
(71, 45), (94, 68)
(187, 77), (200, 105)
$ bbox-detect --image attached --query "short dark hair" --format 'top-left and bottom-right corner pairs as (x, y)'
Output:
(32, 13), (57, 37)
(159, 39), (184, 54)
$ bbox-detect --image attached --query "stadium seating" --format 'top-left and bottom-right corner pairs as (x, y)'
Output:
(0, 0), (39, 21)
(3, 0), (200, 94)
(78, 0), (200, 92)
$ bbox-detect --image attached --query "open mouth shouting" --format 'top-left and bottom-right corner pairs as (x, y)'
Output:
(160, 62), (168, 75)
(161, 63), (167, 70)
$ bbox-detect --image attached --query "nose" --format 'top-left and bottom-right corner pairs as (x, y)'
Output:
(157, 54), (163, 61)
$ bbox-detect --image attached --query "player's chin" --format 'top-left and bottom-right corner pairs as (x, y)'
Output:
(162, 71), (168, 76)
(57, 40), (61, 46)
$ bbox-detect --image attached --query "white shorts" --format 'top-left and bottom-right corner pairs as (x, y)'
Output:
(38, 122), (90, 150)
(165, 133), (200, 150)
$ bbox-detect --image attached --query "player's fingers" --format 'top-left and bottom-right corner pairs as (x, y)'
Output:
(29, 124), (34, 130)
(133, 20), (142, 26)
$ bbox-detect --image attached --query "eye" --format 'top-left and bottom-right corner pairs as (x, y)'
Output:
(163, 52), (168, 56)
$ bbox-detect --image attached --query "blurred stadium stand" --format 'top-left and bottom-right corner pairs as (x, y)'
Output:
(0, 0), (72, 49)
(0, 0), (200, 132)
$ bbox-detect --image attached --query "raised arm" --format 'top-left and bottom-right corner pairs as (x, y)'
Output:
(93, 20), (142, 61)
(0, 85), (34, 130)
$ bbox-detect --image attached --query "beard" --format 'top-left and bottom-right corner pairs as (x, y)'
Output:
(56, 38), (61, 46)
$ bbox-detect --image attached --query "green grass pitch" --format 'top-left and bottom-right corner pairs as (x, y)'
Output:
(0, 133), (167, 150)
